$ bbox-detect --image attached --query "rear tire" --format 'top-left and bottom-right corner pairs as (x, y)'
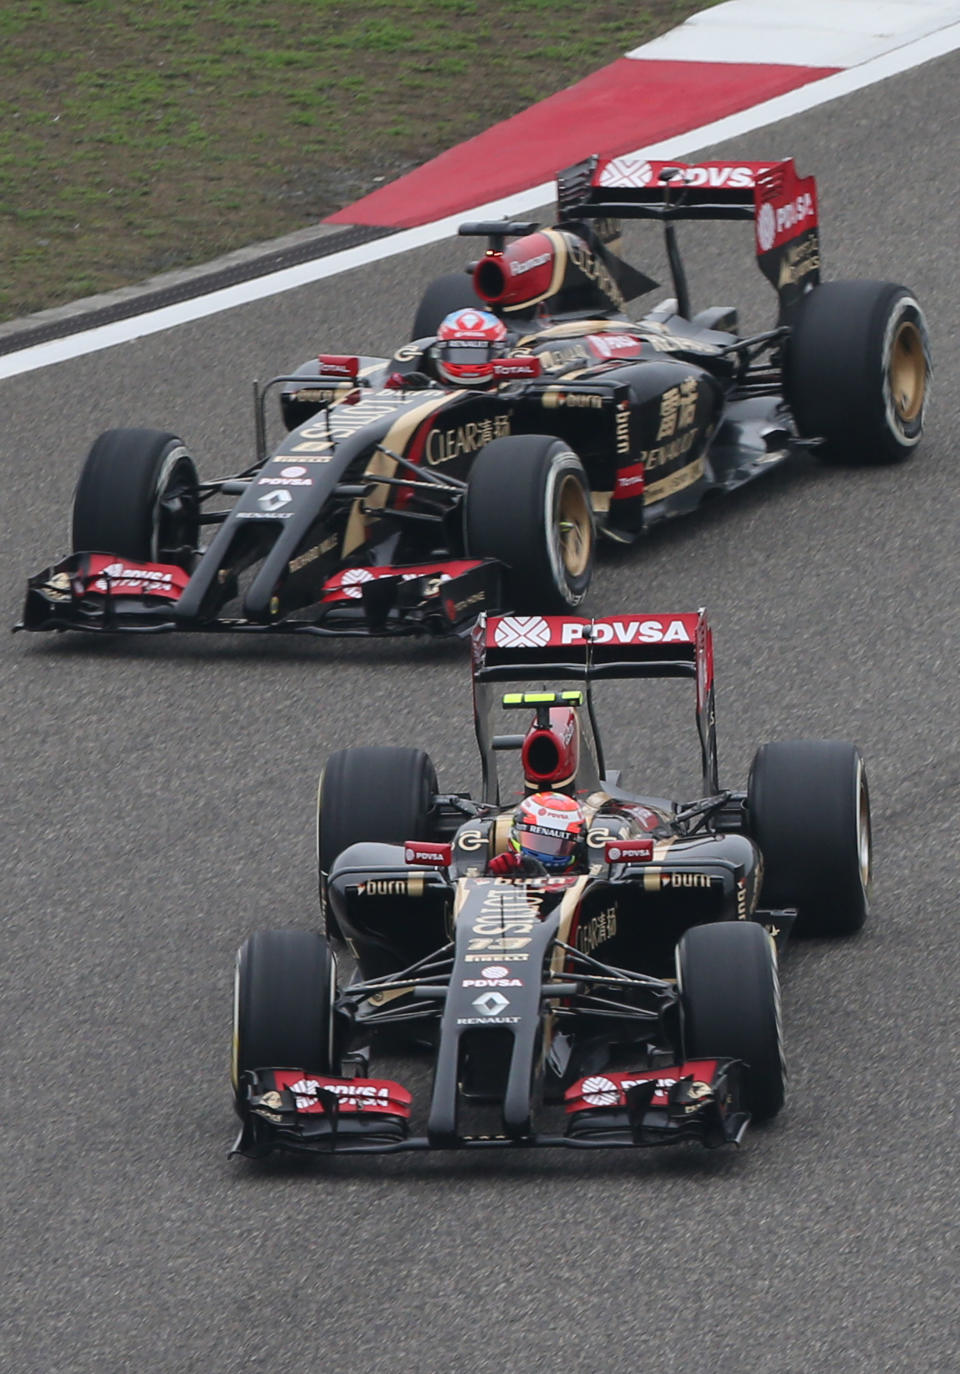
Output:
(411, 272), (485, 339)
(748, 739), (870, 937)
(678, 921), (785, 1121)
(72, 427), (199, 569)
(233, 929), (337, 1102)
(317, 746), (438, 937)
(784, 282), (930, 464)
(465, 435), (594, 614)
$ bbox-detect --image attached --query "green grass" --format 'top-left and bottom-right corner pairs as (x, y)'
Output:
(0, 0), (716, 323)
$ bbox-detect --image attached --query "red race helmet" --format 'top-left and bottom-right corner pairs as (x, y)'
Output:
(434, 308), (508, 387)
(511, 791), (586, 871)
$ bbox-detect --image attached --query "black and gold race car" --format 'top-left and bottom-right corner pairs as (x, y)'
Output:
(230, 610), (871, 1157)
(20, 156), (929, 639)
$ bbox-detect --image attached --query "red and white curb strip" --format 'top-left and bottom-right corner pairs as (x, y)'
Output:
(326, 0), (960, 228)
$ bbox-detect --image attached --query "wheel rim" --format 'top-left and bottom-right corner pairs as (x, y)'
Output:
(555, 474), (592, 578)
(889, 320), (926, 423)
(856, 760), (871, 895)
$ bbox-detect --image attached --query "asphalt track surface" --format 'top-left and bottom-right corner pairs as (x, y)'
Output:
(2, 56), (959, 1374)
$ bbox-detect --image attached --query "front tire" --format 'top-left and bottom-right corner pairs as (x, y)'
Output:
(317, 746), (438, 937)
(785, 281), (930, 464)
(678, 921), (785, 1121)
(748, 739), (871, 937)
(233, 929), (337, 1103)
(465, 435), (594, 614)
(72, 427), (199, 569)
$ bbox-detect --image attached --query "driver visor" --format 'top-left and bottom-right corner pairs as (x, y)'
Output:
(442, 341), (492, 365)
(517, 823), (572, 858)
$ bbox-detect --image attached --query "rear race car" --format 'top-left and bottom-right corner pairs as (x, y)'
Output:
(231, 611), (870, 1158)
(18, 157), (928, 643)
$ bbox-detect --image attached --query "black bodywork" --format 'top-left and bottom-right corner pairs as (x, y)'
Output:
(233, 611), (799, 1158)
(18, 155), (882, 639)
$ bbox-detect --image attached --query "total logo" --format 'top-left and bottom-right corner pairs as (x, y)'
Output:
(613, 470), (644, 492)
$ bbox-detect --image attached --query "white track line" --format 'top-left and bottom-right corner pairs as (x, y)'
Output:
(2, 18), (959, 382)
(626, 0), (960, 67)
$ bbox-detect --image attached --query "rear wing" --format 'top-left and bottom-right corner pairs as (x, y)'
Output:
(556, 154), (820, 316)
(471, 612), (718, 801)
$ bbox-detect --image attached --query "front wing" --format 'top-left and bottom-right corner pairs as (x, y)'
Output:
(16, 551), (502, 638)
(232, 1057), (748, 1158)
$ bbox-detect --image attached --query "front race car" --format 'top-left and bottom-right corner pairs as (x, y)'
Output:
(232, 873), (754, 1159)
(231, 610), (835, 1160)
(234, 607), (874, 1162)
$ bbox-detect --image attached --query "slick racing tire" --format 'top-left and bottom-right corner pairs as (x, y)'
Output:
(411, 271), (486, 339)
(317, 746), (438, 939)
(748, 739), (870, 938)
(465, 435), (594, 614)
(232, 928), (338, 1105)
(784, 282), (930, 464)
(678, 921), (785, 1121)
(72, 428), (200, 570)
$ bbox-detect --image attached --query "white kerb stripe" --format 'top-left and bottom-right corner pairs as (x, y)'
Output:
(625, 0), (960, 67)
